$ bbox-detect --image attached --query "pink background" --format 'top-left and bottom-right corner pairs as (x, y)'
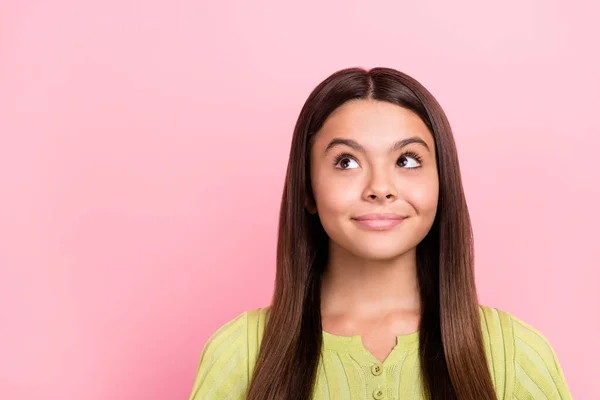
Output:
(1, 1), (597, 399)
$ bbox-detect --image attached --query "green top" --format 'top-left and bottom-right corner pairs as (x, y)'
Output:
(188, 305), (572, 399)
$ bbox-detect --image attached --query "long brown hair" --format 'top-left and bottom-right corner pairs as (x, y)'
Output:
(246, 67), (496, 400)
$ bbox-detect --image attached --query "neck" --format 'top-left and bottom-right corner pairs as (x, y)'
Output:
(320, 242), (421, 318)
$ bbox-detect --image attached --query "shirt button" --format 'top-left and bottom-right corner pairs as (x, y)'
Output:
(372, 388), (385, 399)
(371, 363), (383, 376)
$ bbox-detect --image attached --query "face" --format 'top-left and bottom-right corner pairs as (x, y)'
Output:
(308, 99), (439, 261)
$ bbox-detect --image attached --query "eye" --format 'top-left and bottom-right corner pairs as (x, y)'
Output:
(333, 151), (423, 170)
(397, 152), (422, 169)
(334, 154), (359, 170)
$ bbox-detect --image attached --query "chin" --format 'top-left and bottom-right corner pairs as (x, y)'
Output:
(350, 245), (414, 262)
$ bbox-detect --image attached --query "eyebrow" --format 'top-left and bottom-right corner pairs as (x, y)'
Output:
(324, 136), (431, 155)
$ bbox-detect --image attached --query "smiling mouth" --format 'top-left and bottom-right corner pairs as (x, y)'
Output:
(351, 214), (407, 231)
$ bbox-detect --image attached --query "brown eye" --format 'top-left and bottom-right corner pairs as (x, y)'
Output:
(397, 153), (422, 169)
(334, 154), (359, 170)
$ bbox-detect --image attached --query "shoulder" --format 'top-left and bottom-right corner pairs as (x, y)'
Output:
(478, 304), (572, 399)
(187, 306), (270, 400)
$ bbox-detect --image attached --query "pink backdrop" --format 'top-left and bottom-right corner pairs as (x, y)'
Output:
(1, 1), (597, 399)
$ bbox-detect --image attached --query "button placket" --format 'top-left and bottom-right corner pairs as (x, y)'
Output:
(371, 362), (383, 376)
(372, 387), (385, 399)
(370, 362), (385, 399)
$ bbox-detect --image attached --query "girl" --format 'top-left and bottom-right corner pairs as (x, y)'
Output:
(188, 67), (572, 399)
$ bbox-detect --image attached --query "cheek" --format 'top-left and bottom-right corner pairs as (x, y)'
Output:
(404, 173), (439, 214)
(313, 177), (356, 216)
(311, 178), (353, 241)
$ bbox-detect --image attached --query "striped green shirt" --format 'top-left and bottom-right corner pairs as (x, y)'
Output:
(188, 305), (572, 399)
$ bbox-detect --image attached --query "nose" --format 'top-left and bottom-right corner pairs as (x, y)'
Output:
(364, 169), (397, 202)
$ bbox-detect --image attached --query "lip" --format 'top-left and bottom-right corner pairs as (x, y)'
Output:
(352, 213), (407, 231)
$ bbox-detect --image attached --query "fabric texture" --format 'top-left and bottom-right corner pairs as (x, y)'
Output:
(188, 305), (572, 400)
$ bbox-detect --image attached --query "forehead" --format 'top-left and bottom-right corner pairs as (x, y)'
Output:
(314, 99), (434, 150)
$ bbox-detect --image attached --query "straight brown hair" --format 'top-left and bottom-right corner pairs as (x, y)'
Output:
(246, 67), (497, 400)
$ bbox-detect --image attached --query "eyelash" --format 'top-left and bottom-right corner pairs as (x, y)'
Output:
(333, 151), (423, 169)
